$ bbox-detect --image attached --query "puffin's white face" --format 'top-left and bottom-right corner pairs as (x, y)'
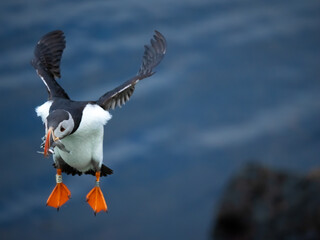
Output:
(52, 112), (74, 139)
(44, 109), (75, 156)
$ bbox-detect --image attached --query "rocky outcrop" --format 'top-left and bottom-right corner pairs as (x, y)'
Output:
(212, 163), (320, 240)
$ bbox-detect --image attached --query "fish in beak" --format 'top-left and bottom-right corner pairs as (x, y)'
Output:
(44, 127), (60, 156)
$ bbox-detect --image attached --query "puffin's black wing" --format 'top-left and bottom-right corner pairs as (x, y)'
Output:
(31, 30), (70, 100)
(97, 30), (166, 110)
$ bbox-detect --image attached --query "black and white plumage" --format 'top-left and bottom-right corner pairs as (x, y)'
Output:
(33, 30), (166, 177)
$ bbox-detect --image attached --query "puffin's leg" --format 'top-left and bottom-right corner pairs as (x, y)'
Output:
(86, 171), (108, 214)
(46, 168), (71, 210)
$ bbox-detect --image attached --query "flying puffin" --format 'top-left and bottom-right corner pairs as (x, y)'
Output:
(32, 30), (166, 214)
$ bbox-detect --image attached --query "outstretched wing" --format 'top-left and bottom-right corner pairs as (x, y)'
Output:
(97, 30), (166, 110)
(31, 30), (70, 99)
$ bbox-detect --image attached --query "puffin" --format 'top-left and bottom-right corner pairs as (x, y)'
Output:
(32, 30), (166, 214)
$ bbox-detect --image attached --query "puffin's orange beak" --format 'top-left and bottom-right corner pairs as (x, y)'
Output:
(44, 128), (53, 157)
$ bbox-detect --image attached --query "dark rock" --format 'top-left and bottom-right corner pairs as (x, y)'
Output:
(212, 163), (320, 240)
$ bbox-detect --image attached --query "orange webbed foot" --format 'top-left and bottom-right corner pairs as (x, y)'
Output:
(86, 171), (107, 215)
(46, 169), (71, 210)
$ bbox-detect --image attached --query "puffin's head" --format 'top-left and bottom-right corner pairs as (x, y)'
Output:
(44, 109), (74, 156)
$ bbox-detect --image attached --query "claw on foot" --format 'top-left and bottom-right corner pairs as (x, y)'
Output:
(46, 169), (71, 209)
(86, 171), (107, 214)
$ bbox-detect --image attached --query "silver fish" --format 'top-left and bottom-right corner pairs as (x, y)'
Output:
(51, 140), (70, 153)
(39, 136), (70, 154)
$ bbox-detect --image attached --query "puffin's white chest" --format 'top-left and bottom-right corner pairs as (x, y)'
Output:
(56, 104), (112, 171)
(57, 123), (104, 171)
(36, 102), (112, 172)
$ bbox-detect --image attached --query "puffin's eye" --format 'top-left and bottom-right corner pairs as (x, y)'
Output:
(60, 126), (65, 132)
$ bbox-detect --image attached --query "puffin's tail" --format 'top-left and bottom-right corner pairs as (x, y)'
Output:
(53, 163), (113, 177)
(100, 164), (114, 176)
(84, 164), (113, 177)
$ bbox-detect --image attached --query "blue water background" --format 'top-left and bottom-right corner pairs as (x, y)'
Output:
(0, 0), (320, 239)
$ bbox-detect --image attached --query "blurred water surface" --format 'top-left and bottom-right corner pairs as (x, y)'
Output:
(0, 0), (319, 239)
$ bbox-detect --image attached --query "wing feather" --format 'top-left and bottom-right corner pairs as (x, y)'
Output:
(97, 31), (166, 110)
(31, 30), (69, 99)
